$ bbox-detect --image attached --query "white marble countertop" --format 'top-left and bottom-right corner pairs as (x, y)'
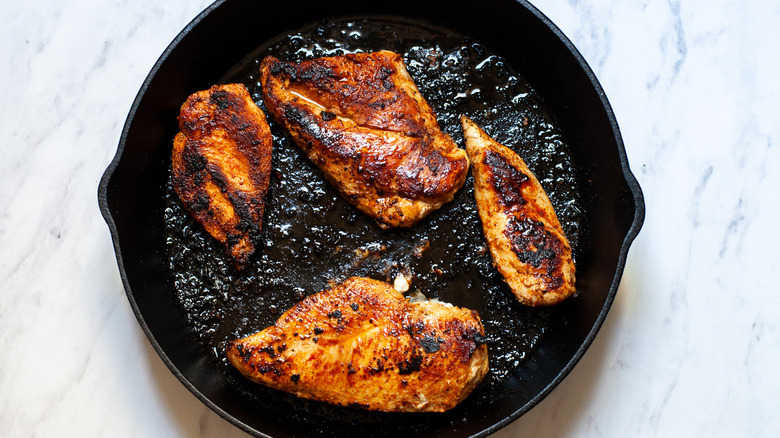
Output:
(2, 0), (779, 436)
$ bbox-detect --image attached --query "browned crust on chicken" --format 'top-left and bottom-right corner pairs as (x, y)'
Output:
(461, 116), (576, 306)
(259, 51), (469, 229)
(171, 83), (272, 267)
(226, 277), (488, 412)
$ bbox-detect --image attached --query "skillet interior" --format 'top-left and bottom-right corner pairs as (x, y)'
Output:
(99, 1), (645, 437)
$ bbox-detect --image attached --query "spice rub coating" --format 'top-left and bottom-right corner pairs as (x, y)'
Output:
(260, 51), (469, 229)
(171, 84), (272, 267)
(226, 277), (488, 412)
(461, 116), (575, 306)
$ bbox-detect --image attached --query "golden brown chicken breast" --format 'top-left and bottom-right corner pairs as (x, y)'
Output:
(172, 83), (272, 267)
(226, 277), (488, 412)
(260, 51), (469, 229)
(461, 116), (575, 306)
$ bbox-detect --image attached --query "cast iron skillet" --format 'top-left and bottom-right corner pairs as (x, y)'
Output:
(98, 0), (644, 436)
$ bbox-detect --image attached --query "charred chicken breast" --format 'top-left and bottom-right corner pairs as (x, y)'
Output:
(461, 116), (575, 306)
(226, 277), (488, 412)
(260, 51), (469, 229)
(172, 83), (272, 267)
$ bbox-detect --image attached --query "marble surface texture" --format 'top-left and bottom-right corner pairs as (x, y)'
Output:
(2, 0), (779, 436)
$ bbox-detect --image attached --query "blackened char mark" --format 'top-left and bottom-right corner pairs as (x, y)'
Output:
(505, 217), (565, 287)
(188, 194), (210, 212)
(397, 354), (423, 375)
(299, 63), (336, 82)
(485, 149), (529, 209)
(176, 145), (211, 211)
(443, 318), (483, 363)
(268, 58), (303, 82)
(229, 342), (280, 376)
(208, 165), (261, 241)
(200, 88), (264, 157)
(181, 145), (208, 174)
(209, 89), (231, 109)
(420, 334), (441, 353)
(282, 105), (350, 159)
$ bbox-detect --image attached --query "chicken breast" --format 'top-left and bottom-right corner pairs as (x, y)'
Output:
(226, 277), (488, 412)
(172, 83), (272, 267)
(461, 116), (575, 306)
(260, 51), (469, 229)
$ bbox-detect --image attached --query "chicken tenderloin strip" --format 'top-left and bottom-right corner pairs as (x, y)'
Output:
(226, 277), (488, 412)
(260, 51), (469, 229)
(461, 116), (576, 306)
(172, 84), (273, 267)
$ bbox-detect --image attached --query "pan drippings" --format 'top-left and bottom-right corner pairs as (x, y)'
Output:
(164, 16), (581, 415)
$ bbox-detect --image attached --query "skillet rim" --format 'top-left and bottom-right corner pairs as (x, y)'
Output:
(97, 0), (645, 436)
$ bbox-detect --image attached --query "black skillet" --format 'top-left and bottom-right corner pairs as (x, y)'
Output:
(98, 0), (644, 436)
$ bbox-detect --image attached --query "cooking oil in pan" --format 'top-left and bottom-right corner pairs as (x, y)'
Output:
(164, 16), (582, 415)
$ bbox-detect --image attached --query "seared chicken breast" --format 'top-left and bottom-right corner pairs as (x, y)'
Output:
(172, 84), (272, 267)
(226, 277), (488, 412)
(260, 51), (469, 229)
(461, 116), (575, 306)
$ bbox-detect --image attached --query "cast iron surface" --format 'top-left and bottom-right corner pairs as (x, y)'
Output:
(99, 1), (645, 437)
